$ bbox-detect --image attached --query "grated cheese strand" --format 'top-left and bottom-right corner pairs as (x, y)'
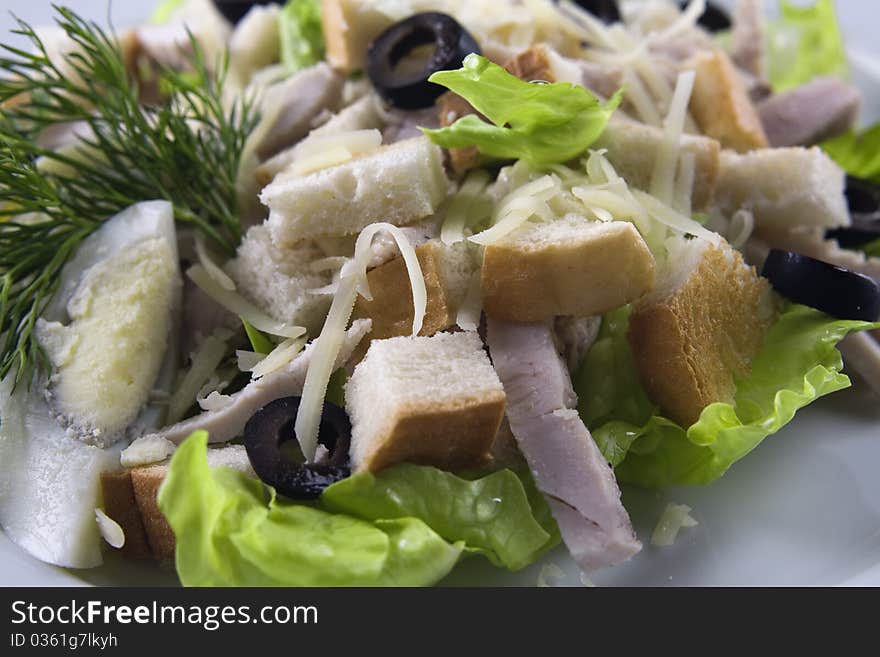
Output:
(187, 264), (306, 339)
(650, 70), (695, 207)
(295, 223), (426, 461)
(470, 175), (559, 245)
(441, 169), (492, 245)
(194, 233), (236, 292)
(673, 151), (696, 216)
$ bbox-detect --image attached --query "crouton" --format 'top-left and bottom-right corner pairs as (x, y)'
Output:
(263, 137), (450, 244)
(594, 117), (721, 211)
(627, 237), (776, 427)
(346, 331), (506, 472)
(714, 146), (849, 231)
(688, 50), (768, 152)
(225, 224), (333, 336)
(481, 216), (656, 322)
(353, 240), (477, 339)
(99, 446), (255, 561)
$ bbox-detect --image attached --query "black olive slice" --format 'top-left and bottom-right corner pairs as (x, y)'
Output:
(366, 12), (481, 110)
(680, 1), (731, 33)
(571, 1), (621, 23)
(212, 1), (273, 25)
(762, 250), (880, 322)
(243, 397), (352, 500)
(826, 176), (880, 248)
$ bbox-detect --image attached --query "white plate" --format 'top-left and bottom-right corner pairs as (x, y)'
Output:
(2, 0), (879, 587)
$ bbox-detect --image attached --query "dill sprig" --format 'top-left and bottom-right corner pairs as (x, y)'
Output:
(0, 6), (258, 386)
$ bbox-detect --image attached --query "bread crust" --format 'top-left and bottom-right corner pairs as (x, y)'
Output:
(689, 50), (768, 153)
(482, 221), (655, 322)
(627, 243), (775, 426)
(99, 470), (153, 560)
(356, 393), (506, 472)
(130, 465), (176, 562)
(353, 242), (456, 339)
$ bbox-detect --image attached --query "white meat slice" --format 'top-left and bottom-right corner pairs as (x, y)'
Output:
(731, 0), (765, 78)
(839, 333), (880, 397)
(254, 63), (344, 160)
(136, 320), (371, 446)
(486, 319), (641, 571)
(758, 78), (861, 147)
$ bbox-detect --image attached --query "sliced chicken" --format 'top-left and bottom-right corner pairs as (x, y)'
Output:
(486, 318), (641, 571)
(839, 332), (880, 397)
(554, 316), (602, 373)
(136, 320), (371, 446)
(731, 0), (765, 78)
(254, 63), (345, 160)
(759, 77), (861, 147)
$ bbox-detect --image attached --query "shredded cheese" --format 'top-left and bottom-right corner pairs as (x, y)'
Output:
(194, 233), (236, 291)
(650, 70), (695, 207)
(295, 223), (426, 461)
(441, 169), (492, 245)
(622, 69), (664, 127)
(469, 175), (560, 245)
(236, 349), (264, 372)
(166, 329), (231, 425)
(249, 336), (307, 380)
(633, 189), (718, 243)
(95, 509), (125, 549)
(187, 264), (306, 339)
(673, 151), (696, 216)
(651, 502), (699, 546)
(456, 270), (483, 331)
(652, 0), (706, 43)
(728, 209), (755, 249)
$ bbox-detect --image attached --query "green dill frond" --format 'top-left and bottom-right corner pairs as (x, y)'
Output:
(0, 6), (258, 386)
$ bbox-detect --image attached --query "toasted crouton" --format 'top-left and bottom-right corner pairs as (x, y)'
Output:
(100, 446), (255, 561)
(627, 238), (776, 427)
(688, 50), (768, 152)
(263, 137), (450, 245)
(714, 146), (849, 230)
(594, 117), (721, 211)
(99, 471), (152, 560)
(353, 241), (477, 339)
(481, 216), (656, 323)
(346, 331), (506, 472)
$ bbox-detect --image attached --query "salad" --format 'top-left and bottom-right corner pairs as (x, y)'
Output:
(1, 0), (879, 587)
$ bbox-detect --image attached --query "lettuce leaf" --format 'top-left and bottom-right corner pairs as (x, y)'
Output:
(767, 0), (848, 93)
(422, 54), (622, 167)
(822, 123), (880, 186)
(322, 464), (559, 570)
(279, 0), (325, 74)
(575, 305), (875, 488)
(158, 432), (557, 585)
(158, 432), (461, 586)
(861, 238), (880, 260)
(151, 0), (185, 24)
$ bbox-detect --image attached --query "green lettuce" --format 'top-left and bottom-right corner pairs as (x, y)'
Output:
(151, 0), (185, 25)
(422, 54), (622, 167)
(860, 238), (880, 259)
(158, 432), (557, 586)
(822, 123), (880, 186)
(323, 464), (559, 570)
(576, 305), (875, 488)
(767, 0), (848, 92)
(279, 0), (325, 74)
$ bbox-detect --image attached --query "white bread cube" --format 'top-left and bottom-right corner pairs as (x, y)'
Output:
(688, 49), (768, 153)
(262, 136), (450, 245)
(353, 240), (477, 339)
(627, 237), (775, 427)
(225, 224), (332, 335)
(714, 146), (849, 231)
(346, 331), (506, 472)
(594, 118), (721, 211)
(481, 216), (656, 323)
